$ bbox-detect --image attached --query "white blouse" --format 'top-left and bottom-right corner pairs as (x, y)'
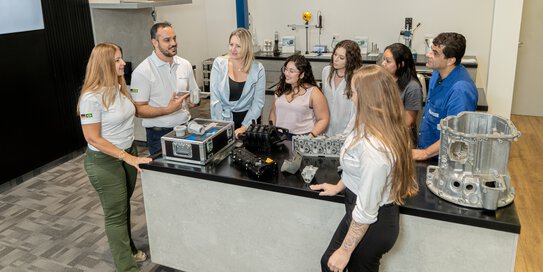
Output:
(340, 127), (394, 224)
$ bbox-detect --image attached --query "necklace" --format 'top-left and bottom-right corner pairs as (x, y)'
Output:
(335, 70), (345, 78)
(231, 60), (243, 72)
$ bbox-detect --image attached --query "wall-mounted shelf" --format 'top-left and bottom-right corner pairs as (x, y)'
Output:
(90, 0), (192, 9)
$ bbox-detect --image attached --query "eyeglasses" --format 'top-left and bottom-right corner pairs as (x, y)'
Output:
(281, 66), (301, 74)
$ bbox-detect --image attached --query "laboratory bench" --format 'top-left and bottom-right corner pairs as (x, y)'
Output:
(140, 141), (519, 272)
(254, 51), (478, 85)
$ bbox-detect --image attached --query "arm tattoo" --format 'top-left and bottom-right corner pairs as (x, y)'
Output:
(341, 221), (370, 252)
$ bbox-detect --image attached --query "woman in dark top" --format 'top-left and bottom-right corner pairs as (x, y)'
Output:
(381, 43), (423, 144)
(210, 28), (266, 138)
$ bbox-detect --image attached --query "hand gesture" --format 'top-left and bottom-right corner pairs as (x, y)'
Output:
(166, 92), (189, 113)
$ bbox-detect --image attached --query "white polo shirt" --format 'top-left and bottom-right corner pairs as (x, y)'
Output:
(79, 89), (135, 151)
(130, 51), (199, 128)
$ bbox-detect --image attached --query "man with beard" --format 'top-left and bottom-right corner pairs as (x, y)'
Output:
(131, 22), (199, 155)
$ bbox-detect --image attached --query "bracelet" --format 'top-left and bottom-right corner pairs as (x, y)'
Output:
(310, 132), (316, 137)
(118, 150), (127, 161)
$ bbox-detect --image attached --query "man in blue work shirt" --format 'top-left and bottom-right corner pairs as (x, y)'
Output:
(413, 32), (478, 160)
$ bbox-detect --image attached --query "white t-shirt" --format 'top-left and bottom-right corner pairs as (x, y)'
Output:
(340, 127), (394, 224)
(79, 89), (135, 151)
(130, 51), (199, 128)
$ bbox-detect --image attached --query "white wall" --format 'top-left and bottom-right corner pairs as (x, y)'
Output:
(155, 0), (221, 84)
(155, 0), (523, 118)
(248, 0), (494, 88)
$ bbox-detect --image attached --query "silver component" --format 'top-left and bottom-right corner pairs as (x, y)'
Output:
(187, 120), (205, 135)
(292, 134), (345, 157)
(301, 165), (319, 183)
(190, 88), (200, 104)
(426, 112), (521, 210)
(281, 151), (302, 174)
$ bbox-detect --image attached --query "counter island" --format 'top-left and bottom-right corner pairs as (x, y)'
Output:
(140, 142), (519, 272)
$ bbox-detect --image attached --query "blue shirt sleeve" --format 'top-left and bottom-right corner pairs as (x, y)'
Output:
(446, 81), (478, 116)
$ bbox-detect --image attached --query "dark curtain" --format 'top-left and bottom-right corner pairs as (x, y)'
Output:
(0, 0), (94, 184)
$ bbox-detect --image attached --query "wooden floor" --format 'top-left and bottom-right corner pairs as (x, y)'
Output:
(509, 115), (543, 272)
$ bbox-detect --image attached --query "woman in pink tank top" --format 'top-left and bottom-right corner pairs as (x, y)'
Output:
(269, 54), (329, 139)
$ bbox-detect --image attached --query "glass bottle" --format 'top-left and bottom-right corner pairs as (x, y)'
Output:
(273, 31), (280, 56)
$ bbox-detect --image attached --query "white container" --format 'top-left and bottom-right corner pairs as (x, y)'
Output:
(190, 88), (200, 104)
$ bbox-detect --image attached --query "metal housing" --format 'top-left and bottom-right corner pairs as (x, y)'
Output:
(426, 112), (521, 210)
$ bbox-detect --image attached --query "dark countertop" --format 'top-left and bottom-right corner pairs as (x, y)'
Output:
(255, 51), (478, 68)
(141, 141), (520, 234)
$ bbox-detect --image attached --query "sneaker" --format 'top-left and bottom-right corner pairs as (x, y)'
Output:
(133, 250), (147, 263)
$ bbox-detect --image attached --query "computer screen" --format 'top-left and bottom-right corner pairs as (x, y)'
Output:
(0, 0), (44, 35)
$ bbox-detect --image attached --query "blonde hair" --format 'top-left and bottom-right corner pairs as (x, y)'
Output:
(229, 28), (254, 73)
(351, 65), (418, 204)
(77, 43), (131, 113)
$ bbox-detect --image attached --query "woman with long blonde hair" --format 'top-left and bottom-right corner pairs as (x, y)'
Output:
(77, 43), (152, 272)
(311, 64), (418, 272)
(210, 28), (266, 138)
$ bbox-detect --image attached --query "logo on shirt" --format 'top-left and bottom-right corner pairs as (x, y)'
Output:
(428, 109), (439, 118)
(131, 89), (139, 93)
(80, 113), (93, 119)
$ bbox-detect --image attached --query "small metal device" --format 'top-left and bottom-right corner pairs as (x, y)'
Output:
(280, 151), (303, 174)
(301, 165), (318, 183)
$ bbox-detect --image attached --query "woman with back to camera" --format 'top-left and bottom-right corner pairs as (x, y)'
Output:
(77, 43), (152, 272)
(210, 28), (266, 138)
(311, 65), (418, 272)
(322, 40), (363, 136)
(381, 43), (423, 143)
(269, 54), (329, 139)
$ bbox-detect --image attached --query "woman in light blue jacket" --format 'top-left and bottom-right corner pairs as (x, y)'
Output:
(210, 28), (266, 137)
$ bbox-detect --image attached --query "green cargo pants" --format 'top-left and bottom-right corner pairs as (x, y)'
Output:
(84, 144), (139, 272)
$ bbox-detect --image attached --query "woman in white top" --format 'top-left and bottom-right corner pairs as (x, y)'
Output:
(311, 65), (418, 272)
(210, 28), (266, 138)
(269, 54), (329, 139)
(322, 40), (363, 136)
(77, 43), (152, 272)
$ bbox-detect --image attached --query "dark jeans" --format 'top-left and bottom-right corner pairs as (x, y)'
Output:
(84, 143), (139, 272)
(321, 189), (399, 272)
(145, 127), (173, 155)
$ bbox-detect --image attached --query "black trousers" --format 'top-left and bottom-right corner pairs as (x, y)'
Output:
(321, 189), (399, 272)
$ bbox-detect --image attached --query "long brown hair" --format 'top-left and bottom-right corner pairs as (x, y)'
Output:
(77, 43), (130, 113)
(351, 65), (418, 204)
(327, 40), (362, 99)
(275, 54), (318, 97)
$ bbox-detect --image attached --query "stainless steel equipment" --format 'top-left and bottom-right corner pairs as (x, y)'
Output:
(426, 112), (521, 210)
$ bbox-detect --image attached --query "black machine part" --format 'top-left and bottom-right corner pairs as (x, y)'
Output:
(230, 147), (277, 179)
(239, 121), (289, 153)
